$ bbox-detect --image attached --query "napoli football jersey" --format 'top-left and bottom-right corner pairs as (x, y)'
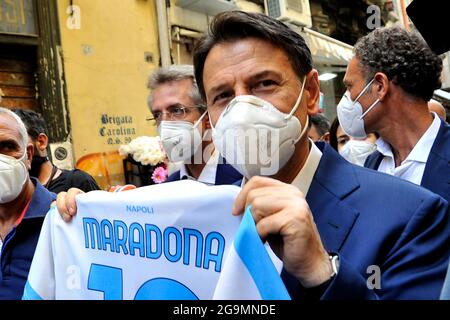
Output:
(23, 180), (288, 300)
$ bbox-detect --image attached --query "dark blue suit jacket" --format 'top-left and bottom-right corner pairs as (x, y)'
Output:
(166, 157), (243, 185)
(283, 143), (450, 300)
(364, 119), (450, 203)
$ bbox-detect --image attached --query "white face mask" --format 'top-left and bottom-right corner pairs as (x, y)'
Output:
(210, 77), (308, 178)
(158, 111), (207, 163)
(0, 151), (28, 204)
(339, 139), (377, 166)
(337, 78), (380, 139)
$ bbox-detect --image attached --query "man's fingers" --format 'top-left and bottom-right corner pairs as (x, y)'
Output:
(61, 211), (73, 223)
(56, 188), (84, 222)
(56, 192), (69, 216)
(233, 176), (288, 215)
(255, 209), (292, 241)
(66, 188), (83, 216)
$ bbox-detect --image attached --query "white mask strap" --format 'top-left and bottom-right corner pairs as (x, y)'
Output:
(208, 110), (216, 131)
(295, 115), (309, 144)
(19, 148), (27, 162)
(193, 110), (208, 129)
(286, 76), (307, 120)
(360, 98), (380, 119)
(353, 78), (376, 103)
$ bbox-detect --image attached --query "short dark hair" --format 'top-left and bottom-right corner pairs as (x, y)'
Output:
(12, 109), (48, 141)
(329, 117), (340, 151)
(310, 114), (330, 137)
(354, 27), (442, 101)
(193, 11), (313, 100)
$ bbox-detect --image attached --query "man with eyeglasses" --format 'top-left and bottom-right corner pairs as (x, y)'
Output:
(148, 64), (242, 185)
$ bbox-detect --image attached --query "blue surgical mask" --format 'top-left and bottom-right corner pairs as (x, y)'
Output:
(337, 78), (380, 139)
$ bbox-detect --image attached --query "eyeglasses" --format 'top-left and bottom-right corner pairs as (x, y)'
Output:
(147, 104), (204, 124)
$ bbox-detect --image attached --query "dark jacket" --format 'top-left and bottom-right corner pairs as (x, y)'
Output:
(167, 157), (243, 185)
(364, 119), (450, 203)
(283, 143), (450, 300)
(0, 178), (56, 300)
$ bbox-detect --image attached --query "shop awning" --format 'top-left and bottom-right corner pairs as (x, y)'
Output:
(434, 89), (450, 102)
(296, 27), (354, 66)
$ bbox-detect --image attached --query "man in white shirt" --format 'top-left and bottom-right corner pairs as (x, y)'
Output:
(148, 65), (242, 185)
(345, 28), (450, 204)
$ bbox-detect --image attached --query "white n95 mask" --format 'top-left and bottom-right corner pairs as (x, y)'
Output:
(0, 151), (28, 204)
(158, 111), (207, 163)
(337, 78), (380, 139)
(339, 139), (377, 166)
(211, 77), (308, 178)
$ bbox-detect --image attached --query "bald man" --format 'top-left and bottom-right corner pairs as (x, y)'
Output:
(0, 107), (56, 299)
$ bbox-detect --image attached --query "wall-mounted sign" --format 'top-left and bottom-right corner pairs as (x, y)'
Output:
(0, 0), (37, 36)
(99, 113), (137, 146)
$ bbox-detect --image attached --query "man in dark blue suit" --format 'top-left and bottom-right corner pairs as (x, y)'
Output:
(148, 65), (242, 186)
(343, 28), (450, 300)
(335, 27), (450, 205)
(192, 11), (450, 299)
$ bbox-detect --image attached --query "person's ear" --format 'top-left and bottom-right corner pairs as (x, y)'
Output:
(321, 132), (330, 143)
(305, 69), (321, 116)
(373, 72), (390, 101)
(26, 143), (34, 171)
(35, 133), (49, 153)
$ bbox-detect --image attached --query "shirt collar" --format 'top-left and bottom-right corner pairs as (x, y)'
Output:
(376, 112), (442, 164)
(290, 140), (323, 195)
(179, 149), (220, 185)
(241, 140), (323, 195)
(22, 177), (56, 221)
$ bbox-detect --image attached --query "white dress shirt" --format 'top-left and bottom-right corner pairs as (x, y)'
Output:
(376, 112), (441, 185)
(241, 139), (323, 194)
(179, 149), (220, 185)
(290, 140), (323, 196)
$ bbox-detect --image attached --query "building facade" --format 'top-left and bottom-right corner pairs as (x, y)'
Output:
(1, 0), (446, 189)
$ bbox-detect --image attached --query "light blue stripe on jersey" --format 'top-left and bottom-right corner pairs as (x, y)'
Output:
(233, 206), (290, 300)
(22, 281), (43, 300)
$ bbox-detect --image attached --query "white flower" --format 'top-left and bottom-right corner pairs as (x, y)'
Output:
(119, 136), (166, 165)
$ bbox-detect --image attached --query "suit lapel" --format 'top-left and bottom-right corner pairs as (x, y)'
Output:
(215, 156), (243, 185)
(421, 120), (450, 199)
(306, 143), (361, 253)
(282, 144), (361, 296)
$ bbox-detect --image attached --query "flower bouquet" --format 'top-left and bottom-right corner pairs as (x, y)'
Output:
(119, 136), (168, 185)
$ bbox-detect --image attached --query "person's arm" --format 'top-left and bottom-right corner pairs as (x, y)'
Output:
(323, 194), (450, 300)
(233, 176), (334, 289)
(233, 176), (450, 300)
(56, 185), (136, 221)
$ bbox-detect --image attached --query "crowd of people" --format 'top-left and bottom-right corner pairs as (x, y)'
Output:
(1, 10), (450, 300)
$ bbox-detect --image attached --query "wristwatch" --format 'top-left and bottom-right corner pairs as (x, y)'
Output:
(329, 254), (340, 278)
